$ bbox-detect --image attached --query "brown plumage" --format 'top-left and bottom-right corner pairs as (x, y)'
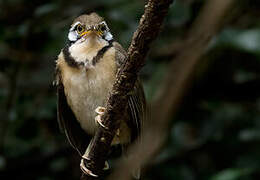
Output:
(55, 12), (146, 178)
(73, 13), (104, 26)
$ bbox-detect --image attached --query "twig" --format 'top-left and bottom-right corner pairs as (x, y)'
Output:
(81, 0), (174, 179)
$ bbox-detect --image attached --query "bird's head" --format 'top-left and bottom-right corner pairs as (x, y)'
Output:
(68, 13), (113, 44)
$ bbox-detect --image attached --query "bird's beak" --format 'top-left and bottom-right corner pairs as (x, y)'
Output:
(80, 30), (91, 37)
(80, 27), (102, 38)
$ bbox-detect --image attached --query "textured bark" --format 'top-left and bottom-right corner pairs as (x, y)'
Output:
(81, 0), (174, 179)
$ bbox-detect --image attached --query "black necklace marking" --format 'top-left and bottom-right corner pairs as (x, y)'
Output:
(63, 40), (114, 68)
(63, 45), (87, 68)
(92, 39), (114, 66)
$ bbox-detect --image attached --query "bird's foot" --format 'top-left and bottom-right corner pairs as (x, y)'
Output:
(95, 106), (108, 129)
(80, 157), (98, 177)
(80, 157), (110, 177)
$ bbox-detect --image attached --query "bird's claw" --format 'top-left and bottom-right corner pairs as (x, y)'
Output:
(95, 106), (108, 129)
(82, 154), (91, 161)
(80, 158), (110, 176)
(80, 158), (98, 177)
(95, 106), (106, 115)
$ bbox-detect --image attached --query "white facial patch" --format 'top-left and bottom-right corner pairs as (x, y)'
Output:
(105, 32), (113, 41)
(68, 31), (78, 41)
(68, 21), (81, 42)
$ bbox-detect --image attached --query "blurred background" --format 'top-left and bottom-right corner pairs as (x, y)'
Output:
(1, 0), (260, 179)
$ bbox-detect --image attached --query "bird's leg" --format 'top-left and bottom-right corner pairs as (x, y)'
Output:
(80, 107), (110, 177)
(94, 106), (110, 170)
(95, 106), (108, 129)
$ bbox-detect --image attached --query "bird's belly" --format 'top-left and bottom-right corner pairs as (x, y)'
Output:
(63, 67), (115, 135)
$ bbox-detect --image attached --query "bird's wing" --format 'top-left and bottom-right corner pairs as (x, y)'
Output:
(127, 79), (146, 142)
(113, 42), (146, 142)
(55, 66), (91, 156)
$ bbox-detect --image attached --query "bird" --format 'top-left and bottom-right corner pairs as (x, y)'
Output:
(54, 12), (146, 178)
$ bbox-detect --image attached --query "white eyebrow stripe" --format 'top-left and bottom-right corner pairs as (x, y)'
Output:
(70, 21), (81, 31)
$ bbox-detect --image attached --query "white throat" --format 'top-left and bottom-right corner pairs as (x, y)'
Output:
(68, 36), (109, 67)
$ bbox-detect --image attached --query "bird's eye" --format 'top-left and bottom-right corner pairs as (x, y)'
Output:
(100, 24), (106, 32)
(76, 24), (84, 34)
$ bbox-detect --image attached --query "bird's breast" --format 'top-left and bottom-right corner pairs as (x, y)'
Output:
(58, 47), (117, 135)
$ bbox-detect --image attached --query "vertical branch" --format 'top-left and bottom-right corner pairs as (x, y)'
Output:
(108, 0), (235, 179)
(81, 0), (174, 179)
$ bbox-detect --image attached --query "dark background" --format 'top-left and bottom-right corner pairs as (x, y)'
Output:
(1, 0), (260, 179)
